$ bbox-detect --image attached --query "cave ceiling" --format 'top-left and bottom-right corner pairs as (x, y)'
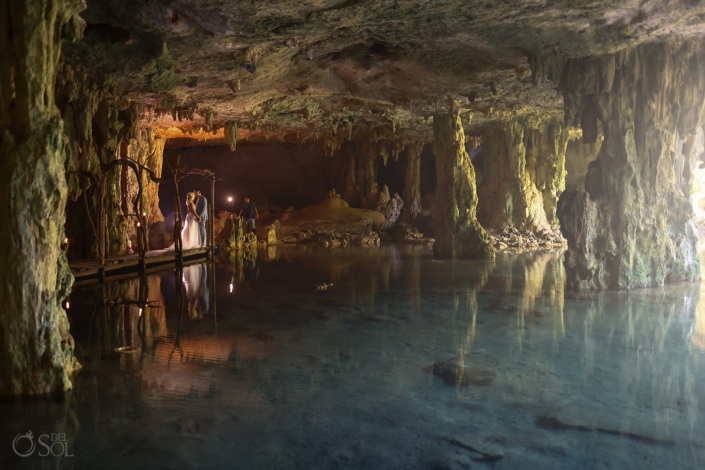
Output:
(64, 0), (705, 146)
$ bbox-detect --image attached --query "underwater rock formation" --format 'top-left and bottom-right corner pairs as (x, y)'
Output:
(0, 0), (84, 394)
(555, 41), (705, 290)
(423, 353), (499, 386)
(432, 108), (494, 259)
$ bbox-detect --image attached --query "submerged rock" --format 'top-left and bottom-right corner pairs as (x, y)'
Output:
(423, 353), (499, 386)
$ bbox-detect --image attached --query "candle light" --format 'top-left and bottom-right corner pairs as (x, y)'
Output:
(139, 308), (143, 317)
(136, 222), (141, 227)
(65, 301), (70, 309)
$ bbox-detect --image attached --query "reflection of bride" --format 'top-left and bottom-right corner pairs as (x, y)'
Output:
(168, 192), (202, 250)
(183, 263), (209, 318)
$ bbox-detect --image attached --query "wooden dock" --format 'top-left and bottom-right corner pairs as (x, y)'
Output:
(69, 248), (209, 283)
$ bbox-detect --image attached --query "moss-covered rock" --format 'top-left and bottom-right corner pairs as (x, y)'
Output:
(432, 108), (494, 259)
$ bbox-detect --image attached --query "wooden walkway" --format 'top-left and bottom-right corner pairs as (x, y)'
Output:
(69, 248), (209, 282)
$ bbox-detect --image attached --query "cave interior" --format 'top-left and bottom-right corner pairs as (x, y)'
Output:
(3, 0), (705, 467)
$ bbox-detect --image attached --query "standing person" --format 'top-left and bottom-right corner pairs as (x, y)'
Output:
(195, 188), (208, 247)
(239, 196), (258, 234)
(167, 192), (201, 250)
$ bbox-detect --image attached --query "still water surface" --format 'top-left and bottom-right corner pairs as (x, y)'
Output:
(2, 246), (705, 469)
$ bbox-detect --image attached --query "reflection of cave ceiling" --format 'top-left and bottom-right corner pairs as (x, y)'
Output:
(65, 0), (705, 142)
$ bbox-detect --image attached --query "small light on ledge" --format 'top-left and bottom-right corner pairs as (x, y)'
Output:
(229, 283), (234, 293)
(139, 308), (143, 317)
(65, 301), (70, 309)
(136, 222), (141, 227)
(64, 238), (68, 244)
(142, 212), (147, 217)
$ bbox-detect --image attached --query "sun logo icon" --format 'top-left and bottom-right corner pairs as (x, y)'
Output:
(13, 431), (36, 457)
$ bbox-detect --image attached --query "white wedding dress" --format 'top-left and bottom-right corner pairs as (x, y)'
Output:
(168, 204), (202, 250)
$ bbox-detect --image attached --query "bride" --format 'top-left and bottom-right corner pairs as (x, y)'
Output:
(168, 192), (202, 250)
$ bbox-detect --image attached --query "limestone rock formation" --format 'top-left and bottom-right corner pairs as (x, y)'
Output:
(432, 109), (494, 259)
(277, 190), (384, 242)
(375, 185), (404, 231)
(0, 0), (85, 395)
(479, 116), (572, 233)
(402, 144), (423, 222)
(554, 42), (705, 289)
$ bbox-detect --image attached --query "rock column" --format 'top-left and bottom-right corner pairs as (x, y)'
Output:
(0, 0), (84, 394)
(402, 143), (422, 222)
(479, 117), (570, 232)
(432, 109), (494, 259)
(557, 42), (705, 289)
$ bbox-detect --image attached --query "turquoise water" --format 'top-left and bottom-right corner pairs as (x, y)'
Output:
(2, 246), (705, 469)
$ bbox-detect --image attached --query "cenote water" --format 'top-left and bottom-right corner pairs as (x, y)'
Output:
(2, 246), (705, 469)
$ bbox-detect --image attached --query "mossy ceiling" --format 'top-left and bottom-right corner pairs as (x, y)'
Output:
(63, 0), (705, 143)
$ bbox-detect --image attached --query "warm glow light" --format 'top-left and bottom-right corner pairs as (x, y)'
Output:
(228, 197), (233, 202)
(64, 238), (68, 244)
(65, 301), (70, 309)
(142, 212), (146, 217)
(139, 308), (143, 317)
(136, 222), (141, 227)
(229, 283), (234, 293)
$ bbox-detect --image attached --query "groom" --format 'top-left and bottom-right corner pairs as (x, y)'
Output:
(195, 188), (208, 247)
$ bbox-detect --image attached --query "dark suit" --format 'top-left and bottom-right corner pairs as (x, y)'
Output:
(196, 196), (208, 246)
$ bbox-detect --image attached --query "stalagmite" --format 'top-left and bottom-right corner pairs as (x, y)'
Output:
(0, 0), (84, 394)
(402, 143), (422, 222)
(555, 42), (705, 290)
(432, 108), (494, 259)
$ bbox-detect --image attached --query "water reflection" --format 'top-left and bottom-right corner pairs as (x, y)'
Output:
(2, 247), (705, 469)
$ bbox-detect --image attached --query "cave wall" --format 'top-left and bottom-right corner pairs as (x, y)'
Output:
(556, 41), (705, 290)
(0, 0), (84, 395)
(565, 125), (603, 190)
(161, 142), (335, 217)
(478, 116), (572, 233)
(123, 128), (166, 250)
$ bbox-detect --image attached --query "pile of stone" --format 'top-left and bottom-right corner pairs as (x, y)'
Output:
(388, 223), (434, 245)
(279, 229), (380, 247)
(490, 226), (566, 251)
(375, 185), (404, 231)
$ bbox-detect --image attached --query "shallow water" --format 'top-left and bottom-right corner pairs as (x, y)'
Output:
(2, 245), (705, 469)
